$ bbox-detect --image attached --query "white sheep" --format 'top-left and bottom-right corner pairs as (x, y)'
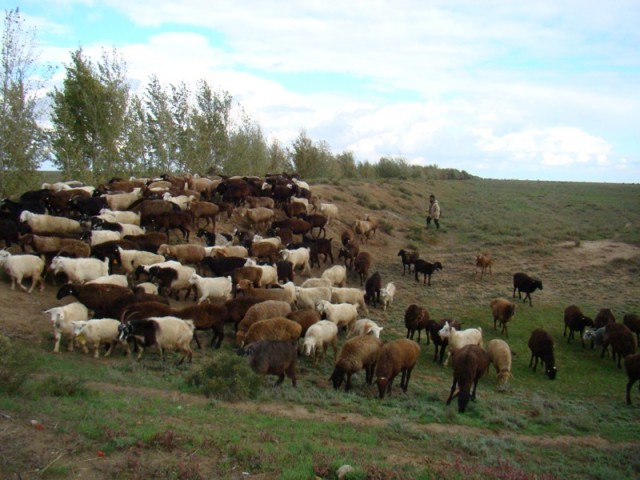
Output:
(118, 247), (166, 274)
(251, 234), (282, 249)
(88, 230), (122, 246)
(303, 320), (339, 364)
(119, 316), (195, 363)
(133, 282), (159, 295)
(319, 203), (338, 224)
(72, 318), (125, 358)
(98, 208), (141, 226)
(116, 223), (145, 237)
(243, 258), (279, 287)
(86, 274), (129, 288)
(43, 302), (90, 353)
(101, 188), (143, 211)
(380, 282), (396, 311)
(330, 287), (368, 314)
(163, 192), (195, 211)
(51, 256), (110, 284)
(19, 211), (83, 235)
(295, 286), (332, 310)
(301, 277), (333, 288)
(316, 299), (359, 332)
(348, 318), (383, 338)
(0, 250), (46, 293)
(321, 265), (347, 287)
(487, 339), (513, 391)
(209, 245), (249, 258)
(188, 273), (233, 304)
(438, 321), (483, 367)
(280, 247), (311, 275)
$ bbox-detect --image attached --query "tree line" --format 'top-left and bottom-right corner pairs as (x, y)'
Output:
(0, 8), (473, 197)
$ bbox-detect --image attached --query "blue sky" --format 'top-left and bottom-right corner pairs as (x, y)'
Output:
(10, 0), (640, 182)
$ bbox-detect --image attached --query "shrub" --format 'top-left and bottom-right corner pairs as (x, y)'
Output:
(186, 350), (262, 401)
(36, 375), (90, 398)
(0, 335), (36, 395)
(379, 219), (393, 235)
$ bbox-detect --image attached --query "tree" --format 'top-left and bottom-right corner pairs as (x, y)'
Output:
(144, 75), (175, 174)
(0, 8), (48, 196)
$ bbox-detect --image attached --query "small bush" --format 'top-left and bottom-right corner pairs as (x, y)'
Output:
(379, 218), (393, 234)
(406, 226), (423, 242)
(36, 375), (91, 397)
(0, 335), (37, 395)
(186, 350), (262, 401)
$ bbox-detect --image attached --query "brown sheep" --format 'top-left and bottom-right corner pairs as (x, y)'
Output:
(286, 309), (320, 337)
(242, 340), (298, 387)
(528, 328), (557, 379)
(338, 242), (359, 272)
(563, 305), (594, 347)
(374, 339), (421, 399)
(601, 323), (637, 368)
(397, 249), (419, 275)
(231, 266), (263, 292)
(623, 313), (640, 344)
(249, 241), (280, 263)
(329, 335), (383, 391)
(446, 344), (490, 413)
(223, 297), (264, 331)
(235, 300), (293, 346)
(475, 253), (492, 278)
(624, 353), (640, 405)
(123, 232), (168, 253)
(364, 271), (382, 307)
(241, 317), (302, 348)
(354, 251), (372, 286)
(427, 318), (462, 364)
(490, 298), (516, 337)
(174, 303), (227, 349)
(157, 244), (206, 266)
(404, 304), (430, 343)
(594, 308), (616, 328)
(235, 279), (296, 305)
(188, 201), (219, 229)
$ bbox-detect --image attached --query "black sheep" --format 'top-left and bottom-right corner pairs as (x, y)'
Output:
(446, 344), (490, 413)
(240, 340), (298, 387)
(528, 328), (557, 379)
(512, 272), (543, 306)
(624, 353), (640, 405)
(601, 323), (637, 368)
(414, 260), (443, 286)
(563, 305), (594, 347)
(364, 271), (382, 307)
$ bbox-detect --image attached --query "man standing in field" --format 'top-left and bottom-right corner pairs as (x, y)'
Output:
(426, 194), (440, 229)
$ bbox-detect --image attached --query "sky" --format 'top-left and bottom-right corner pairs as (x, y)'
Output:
(9, 0), (640, 182)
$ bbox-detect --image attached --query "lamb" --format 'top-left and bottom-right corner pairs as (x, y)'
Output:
(43, 302), (90, 353)
(188, 273), (233, 304)
(241, 317), (302, 348)
(445, 344), (490, 413)
(512, 272), (543, 307)
(624, 353), (640, 405)
(348, 318), (383, 338)
(427, 319), (462, 364)
(87, 274), (129, 288)
(242, 340), (298, 387)
(414, 260), (443, 286)
(490, 297), (517, 338)
(157, 243), (206, 267)
(352, 219), (375, 243)
(236, 300), (292, 346)
(117, 316), (194, 364)
(72, 318), (125, 359)
(320, 265), (347, 288)
(329, 335), (383, 391)
(528, 328), (557, 379)
(298, 316), (338, 363)
(583, 326), (607, 351)
(364, 271), (382, 307)
(438, 322), (483, 367)
(353, 251), (372, 286)
(316, 299), (358, 332)
(601, 323), (637, 368)
(397, 249), (419, 275)
(623, 313), (640, 344)
(0, 250), (45, 293)
(295, 286), (332, 311)
(404, 304), (430, 343)
(280, 247), (311, 275)
(487, 339), (512, 391)
(235, 279), (296, 305)
(475, 253), (493, 278)
(50, 256), (110, 284)
(174, 303), (227, 349)
(330, 287), (368, 314)
(19, 211), (83, 235)
(563, 305), (594, 347)
(380, 282), (396, 311)
(375, 339), (420, 399)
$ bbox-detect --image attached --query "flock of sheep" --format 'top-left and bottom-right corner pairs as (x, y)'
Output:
(0, 172), (639, 411)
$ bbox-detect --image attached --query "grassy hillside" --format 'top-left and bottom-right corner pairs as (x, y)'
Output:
(0, 178), (639, 479)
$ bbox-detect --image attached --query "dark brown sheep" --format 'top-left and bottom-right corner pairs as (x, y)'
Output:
(235, 301), (293, 346)
(353, 251), (372, 286)
(490, 298), (517, 338)
(414, 260), (443, 286)
(286, 309), (320, 337)
(223, 297), (264, 332)
(623, 313), (640, 344)
(512, 272), (543, 307)
(329, 335), (383, 392)
(563, 305), (594, 347)
(174, 303), (227, 349)
(594, 308), (616, 328)
(528, 328), (557, 379)
(601, 323), (637, 368)
(427, 318), (462, 364)
(338, 242), (359, 272)
(364, 271), (382, 307)
(624, 353), (640, 405)
(241, 317), (302, 348)
(397, 249), (419, 275)
(445, 344), (490, 413)
(242, 340), (298, 387)
(375, 339), (421, 399)
(123, 232), (168, 253)
(404, 304), (430, 343)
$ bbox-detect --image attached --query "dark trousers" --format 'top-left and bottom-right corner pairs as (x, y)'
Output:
(426, 217), (439, 229)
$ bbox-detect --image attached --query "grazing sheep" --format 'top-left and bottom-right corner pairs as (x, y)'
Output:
(624, 353), (640, 405)
(438, 322), (483, 367)
(43, 302), (90, 353)
(117, 316), (194, 364)
(427, 319), (462, 364)
(375, 339), (420, 399)
(0, 250), (45, 293)
(583, 326), (607, 351)
(414, 260), (443, 286)
(528, 328), (557, 379)
(316, 299), (359, 332)
(348, 318), (383, 338)
(236, 300), (292, 346)
(623, 313), (640, 344)
(303, 320), (338, 364)
(487, 339), (512, 391)
(404, 304), (430, 343)
(353, 251), (372, 286)
(594, 308), (616, 328)
(280, 247), (311, 275)
(512, 272), (543, 307)
(329, 335), (383, 391)
(601, 323), (637, 368)
(563, 305), (594, 347)
(188, 273), (233, 304)
(364, 271), (382, 308)
(490, 298), (516, 337)
(320, 265), (347, 288)
(397, 249), (419, 275)
(286, 309), (320, 338)
(241, 317), (302, 348)
(475, 253), (492, 278)
(50, 256), (110, 284)
(72, 318), (124, 359)
(295, 286), (332, 311)
(380, 282), (396, 311)
(242, 340), (298, 387)
(445, 344), (490, 413)
(330, 287), (368, 314)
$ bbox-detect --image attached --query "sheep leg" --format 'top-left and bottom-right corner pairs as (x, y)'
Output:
(53, 332), (62, 353)
(345, 373), (353, 392)
(471, 376), (480, 401)
(193, 331), (203, 349)
(287, 363), (297, 387)
(402, 367), (415, 392)
(446, 380), (458, 405)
